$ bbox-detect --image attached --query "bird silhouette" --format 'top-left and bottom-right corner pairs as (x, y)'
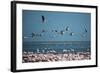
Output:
(41, 15), (45, 23)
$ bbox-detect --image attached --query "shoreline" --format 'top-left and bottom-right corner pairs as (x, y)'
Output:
(22, 52), (91, 63)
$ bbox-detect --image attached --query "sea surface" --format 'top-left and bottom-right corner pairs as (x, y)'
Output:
(23, 41), (91, 53)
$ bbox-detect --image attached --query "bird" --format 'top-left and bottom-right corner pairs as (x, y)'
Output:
(51, 29), (58, 32)
(31, 32), (35, 38)
(55, 30), (58, 32)
(66, 26), (69, 31)
(60, 31), (64, 35)
(84, 24), (87, 33)
(81, 28), (87, 38)
(31, 32), (42, 38)
(41, 15), (45, 23)
(42, 29), (46, 32)
(85, 28), (87, 33)
(70, 32), (74, 36)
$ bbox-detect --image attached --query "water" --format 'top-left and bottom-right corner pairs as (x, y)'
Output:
(23, 41), (91, 53)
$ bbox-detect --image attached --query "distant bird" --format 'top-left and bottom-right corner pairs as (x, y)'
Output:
(31, 32), (42, 38)
(66, 26), (69, 31)
(80, 27), (87, 38)
(85, 28), (87, 33)
(55, 30), (58, 32)
(41, 15), (45, 23)
(37, 49), (40, 53)
(63, 49), (67, 53)
(52, 30), (58, 32)
(84, 24), (87, 33)
(70, 32), (74, 36)
(60, 31), (64, 35)
(70, 48), (74, 52)
(42, 29), (46, 32)
(31, 32), (35, 38)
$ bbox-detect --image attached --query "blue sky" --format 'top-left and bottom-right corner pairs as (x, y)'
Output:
(23, 10), (91, 42)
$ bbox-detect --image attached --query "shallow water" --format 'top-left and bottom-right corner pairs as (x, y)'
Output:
(23, 41), (91, 53)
